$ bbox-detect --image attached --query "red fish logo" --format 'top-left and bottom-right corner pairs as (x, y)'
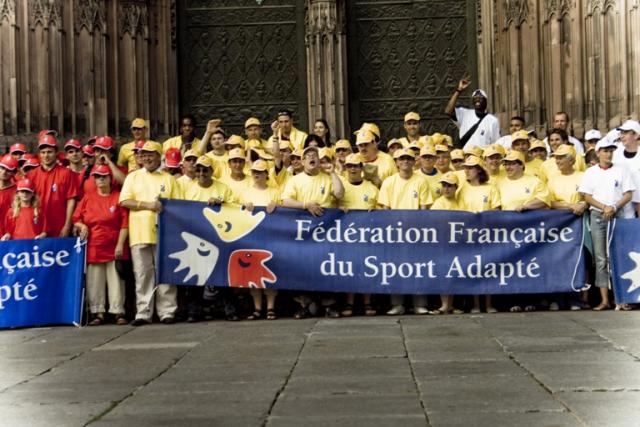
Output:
(228, 250), (276, 289)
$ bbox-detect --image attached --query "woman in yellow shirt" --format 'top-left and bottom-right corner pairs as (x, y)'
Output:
(458, 156), (501, 313)
(430, 172), (465, 315)
(240, 160), (281, 320)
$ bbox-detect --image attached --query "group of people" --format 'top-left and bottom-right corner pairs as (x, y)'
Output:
(1, 76), (639, 325)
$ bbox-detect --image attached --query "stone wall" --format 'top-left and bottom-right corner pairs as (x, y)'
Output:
(478, 0), (640, 137)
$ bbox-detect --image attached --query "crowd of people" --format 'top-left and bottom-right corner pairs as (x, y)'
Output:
(1, 76), (639, 325)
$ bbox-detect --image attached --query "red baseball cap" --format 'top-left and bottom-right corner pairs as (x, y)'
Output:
(91, 164), (112, 176)
(38, 134), (58, 148)
(82, 145), (95, 157)
(21, 154), (40, 168)
(38, 129), (58, 139)
(9, 143), (27, 155)
(0, 154), (19, 171)
(94, 136), (115, 151)
(165, 148), (182, 168)
(16, 178), (35, 192)
(64, 139), (82, 150)
(86, 135), (99, 145)
(133, 140), (146, 151)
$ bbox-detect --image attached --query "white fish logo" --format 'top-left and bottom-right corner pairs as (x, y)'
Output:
(621, 251), (640, 299)
(168, 232), (219, 285)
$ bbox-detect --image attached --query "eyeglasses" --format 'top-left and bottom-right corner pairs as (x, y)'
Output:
(195, 167), (211, 173)
(93, 175), (110, 179)
(131, 127), (144, 131)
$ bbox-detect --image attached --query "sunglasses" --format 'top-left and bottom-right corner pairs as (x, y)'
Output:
(195, 167), (211, 173)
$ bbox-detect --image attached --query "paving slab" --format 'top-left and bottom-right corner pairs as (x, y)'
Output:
(556, 390), (640, 427)
(270, 394), (425, 417)
(267, 414), (428, 427)
(428, 410), (583, 427)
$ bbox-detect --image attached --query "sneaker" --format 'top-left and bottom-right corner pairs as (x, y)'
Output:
(161, 317), (175, 325)
(414, 306), (429, 315)
(325, 307), (340, 318)
(486, 307), (498, 314)
(549, 302), (560, 311)
(386, 305), (405, 315)
(470, 308), (481, 314)
(131, 318), (150, 327)
(570, 304), (581, 311)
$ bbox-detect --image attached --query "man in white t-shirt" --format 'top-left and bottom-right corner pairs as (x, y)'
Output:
(613, 119), (640, 216)
(495, 116), (525, 149)
(444, 75), (500, 150)
(579, 139), (636, 311)
(543, 112), (584, 154)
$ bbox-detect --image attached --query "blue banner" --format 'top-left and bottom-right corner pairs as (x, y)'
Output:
(0, 238), (85, 329)
(610, 218), (640, 304)
(157, 200), (585, 295)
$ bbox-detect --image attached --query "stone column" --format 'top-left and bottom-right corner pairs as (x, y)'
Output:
(305, 0), (348, 139)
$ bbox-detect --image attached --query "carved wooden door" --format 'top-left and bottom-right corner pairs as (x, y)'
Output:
(347, 0), (477, 144)
(177, 0), (308, 136)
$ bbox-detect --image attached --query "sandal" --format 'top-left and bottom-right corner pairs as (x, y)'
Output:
(341, 304), (353, 317)
(615, 304), (632, 311)
(247, 310), (262, 320)
(451, 308), (464, 315)
(294, 307), (310, 319)
(429, 308), (447, 315)
(524, 305), (536, 312)
(115, 316), (128, 326)
(266, 309), (277, 320)
(593, 303), (610, 311)
(88, 315), (104, 326)
(364, 305), (377, 316)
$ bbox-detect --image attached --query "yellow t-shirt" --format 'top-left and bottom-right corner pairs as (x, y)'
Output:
(282, 171), (335, 208)
(525, 158), (544, 177)
(547, 171), (584, 204)
(458, 183), (501, 213)
(269, 127), (308, 151)
(338, 178), (379, 210)
(219, 174), (253, 198)
(183, 179), (235, 204)
(119, 168), (179, 246)
(238, 185), (281, 207)
(176, 174), (194, 196)
(431, 195), (466, 211)
(117, 139), (160, 172)
(378, 173), (433, 209)
(204, 151), (229, 179)
(539, 156), (587, 183)
(419, 169), (442, 200)
(496, 174), (551, 211)
(162, 136), (202, 154)
(363, 151), (398, 182)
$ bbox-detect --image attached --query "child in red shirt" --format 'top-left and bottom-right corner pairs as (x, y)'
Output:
(1, 178), (47, 240)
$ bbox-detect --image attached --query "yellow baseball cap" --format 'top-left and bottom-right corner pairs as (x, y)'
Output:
(464, 145), (483, 158)
(435, 144), (449, 153)
(302, 145), (319, 156)
(407, 141), (422, 151)
(418, 135), (433, 147)
(131, 118), (147, 129)
(393, 148), (415, 159)
(404, 111), (420, 122)
(290, 149), (303, 158)
(503, 150), (525, 163)
(356, 123), (380, 139)
(244, 117), (261, 128)
(450, 149), (465, 161)
(335, 139), (352, 150)
(183, 149), (199, 160)
(387, 138), (404, 149)
(552, 144), (576, 157)
(511, 129), (530, 141)
(464, 156), (484, 167)
(529, 139), (546, 151)
(279, 140), (293, 151)
(251, 147), (274, 160)
(228, 147), (246, 160)
(195, 156), (213, 168)
(430, 133), (445, 146)
(345, 153), (363, 166)
(483, 144), (505, 158)
(250, 159), (269, 172)
(420, 145), (437, 157)
(318, 147), (333, 160)
(140, 140), (162, 154)
(226, 134), (246, 148)
(443, 134), (454, 147)
(355, 129), (376, 145)
(439, 172), (459, 185)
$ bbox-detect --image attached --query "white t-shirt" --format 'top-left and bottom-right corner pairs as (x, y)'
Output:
(543, 135), (584, 154)
(454, 107), (500, 150)
(495, 134), (512, 149)
(613, 147), (640, 205)
(579, 164), (637, 218)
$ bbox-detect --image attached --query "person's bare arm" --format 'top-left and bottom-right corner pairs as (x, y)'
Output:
(444, 74), (471, 118)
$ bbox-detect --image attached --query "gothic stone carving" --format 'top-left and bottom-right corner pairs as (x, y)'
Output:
(504, 0), (530, 27)
(0, 0), (14, 22)
(75, 0), (106, 34)
(119, 1), (148, 38)
(30, 0), (63, 28)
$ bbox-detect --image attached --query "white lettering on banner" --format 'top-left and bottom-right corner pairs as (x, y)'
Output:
(446, 255), (541, 286)
(0, 279), (39, 310)
(448, 222), (573, 248)
(296, 220), (573, 248)
(320, 253), (354, 277)
(0, 246), (70, 274)
(363, 255), (437, 286)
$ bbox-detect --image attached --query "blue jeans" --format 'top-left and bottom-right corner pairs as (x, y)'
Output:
(589, 210), (623, 289)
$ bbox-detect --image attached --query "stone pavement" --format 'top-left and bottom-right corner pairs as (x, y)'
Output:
(1, 312), (640, 427)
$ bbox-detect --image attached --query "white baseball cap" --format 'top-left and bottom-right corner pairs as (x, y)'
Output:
(617, 120), (640, 134)
(595, 139), (617, 151)
(472, 89), (488, 99)
(584, 129), (602, 141)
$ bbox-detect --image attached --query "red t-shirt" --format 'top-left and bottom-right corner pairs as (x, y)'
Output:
(0, 184), (16, 235)
(72, 190), (130, 263)
(82, 165), (126, 198)
(4, 207), (46, 239)
(69, 167), (85, 200)
(28, 165), (78, 236)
